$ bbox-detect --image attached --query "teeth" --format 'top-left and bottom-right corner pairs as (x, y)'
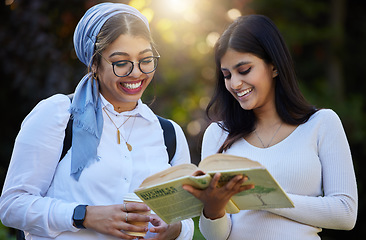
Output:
(123, 81), (142, 89)
(237, 88), (253, 97)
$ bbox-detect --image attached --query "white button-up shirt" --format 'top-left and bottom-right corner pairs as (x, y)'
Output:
(0, 94), (194, 239)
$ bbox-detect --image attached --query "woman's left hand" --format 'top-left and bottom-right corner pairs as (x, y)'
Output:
(183, 173), (254, 220)
(142, 214), (181, 240)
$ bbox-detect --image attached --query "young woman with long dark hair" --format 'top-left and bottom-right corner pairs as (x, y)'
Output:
(184, 15), (357, 240)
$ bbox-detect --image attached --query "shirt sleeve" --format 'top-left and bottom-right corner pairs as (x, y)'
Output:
(268, 110), (358, 230)
(199, 211), (231, 240)
(0, 94), (79, 237)
(175, 218), (194, 240)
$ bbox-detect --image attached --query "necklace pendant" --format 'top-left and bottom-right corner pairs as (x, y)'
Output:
(126, 142), (132, 151)
(117, 129), (121, 144)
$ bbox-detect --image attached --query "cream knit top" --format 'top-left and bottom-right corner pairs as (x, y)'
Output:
(199, 109), (357, 240)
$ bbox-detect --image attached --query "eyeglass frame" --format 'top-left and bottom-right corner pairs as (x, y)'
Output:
(97, 51), (160, 77)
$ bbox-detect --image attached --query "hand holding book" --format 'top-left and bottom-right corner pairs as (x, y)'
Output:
(134, 154), (294, 224)
(183, 172), (254, 220)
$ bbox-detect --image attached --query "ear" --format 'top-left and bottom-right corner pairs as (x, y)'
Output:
(272, 66), (278, 78)
(91, 63), (97, 75)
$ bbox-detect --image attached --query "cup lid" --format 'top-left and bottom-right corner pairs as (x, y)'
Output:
(123, 192), (143, 202)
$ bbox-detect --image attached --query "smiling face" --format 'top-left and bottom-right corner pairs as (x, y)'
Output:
(95, 34), (155, 112)
(220, 49), (277, 112)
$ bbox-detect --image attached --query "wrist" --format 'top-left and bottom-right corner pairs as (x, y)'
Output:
(169, 222), (182, 240)
(203, 208), (226, 220)
(72, 205), (88, 229)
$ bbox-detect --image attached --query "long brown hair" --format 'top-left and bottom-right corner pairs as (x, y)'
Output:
(207, 15), (317, 153)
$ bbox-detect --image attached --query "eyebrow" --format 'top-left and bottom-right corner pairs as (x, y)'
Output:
(233, 61), (251, 69)
(109, 49), (153, 58)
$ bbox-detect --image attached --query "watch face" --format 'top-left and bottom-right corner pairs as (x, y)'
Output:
(74, 205), (86, 220)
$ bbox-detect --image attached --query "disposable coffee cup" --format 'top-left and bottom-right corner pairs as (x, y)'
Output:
(123, 193), (151, 237)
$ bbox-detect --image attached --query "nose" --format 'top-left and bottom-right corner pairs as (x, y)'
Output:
(128, 62), (143, 78)
(230, 74), (243, 90)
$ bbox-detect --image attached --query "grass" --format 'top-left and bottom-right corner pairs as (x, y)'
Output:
(193, 216), (206, 239)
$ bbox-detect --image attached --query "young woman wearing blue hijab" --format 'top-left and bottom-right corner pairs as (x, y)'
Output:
(0, 3), (194, 239)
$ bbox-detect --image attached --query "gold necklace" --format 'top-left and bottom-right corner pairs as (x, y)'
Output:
(254, 123), (283, 148)
(102, 107), (136, 151)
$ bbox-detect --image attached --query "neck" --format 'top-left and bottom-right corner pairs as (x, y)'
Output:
(99, 93), (139, 113)
(254, 106), (281, 128)
(114, 102), (137, 113)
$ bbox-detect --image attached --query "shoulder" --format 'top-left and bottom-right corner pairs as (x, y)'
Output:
(32, 94), (71, 113)
(203, 122), (227, 145)
(308, 109), (342, 126)
(21, 94), (71, 129)
(201, 122), (227, 159)
(303, 109), (346, 139)
(17, 94), (72, 145)
(204, 122), (227, 138)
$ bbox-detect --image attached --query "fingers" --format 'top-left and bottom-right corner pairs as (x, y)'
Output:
(119, 212), (150, 237)
(224, 175), (255, 194)
(224, 174), (245, 190)
(192, 170), (206, 176)
(121, 203), (151, 237)
(122, 202), (150, 212)
(209, 172), (221, 189)
(83, 205), (151, 239)
(183, 173), (254, 199)
(240, 184), (255, 191)
(149, 215), (166, 234)
(182, 184), (202, 198)
(124, 212), (151, 223)
(149, 214), (163, 226)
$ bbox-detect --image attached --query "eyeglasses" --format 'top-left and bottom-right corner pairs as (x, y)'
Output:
(98, 52), (160, 77)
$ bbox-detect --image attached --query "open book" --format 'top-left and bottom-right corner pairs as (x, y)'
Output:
(134, 154), (294, 224)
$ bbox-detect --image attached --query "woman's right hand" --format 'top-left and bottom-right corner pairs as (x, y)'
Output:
(183, 173), (254, 220)
(83, 204), (151, 239)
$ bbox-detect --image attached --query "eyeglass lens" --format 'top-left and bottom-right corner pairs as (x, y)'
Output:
(113, 56), (158, 77)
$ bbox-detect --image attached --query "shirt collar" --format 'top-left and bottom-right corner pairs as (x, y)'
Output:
(99, 94), (156, 122)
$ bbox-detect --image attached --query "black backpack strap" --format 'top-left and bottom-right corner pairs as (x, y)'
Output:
(16, 229), (25, 240)
(60, 94), (74, 160)
(156, 115), (176, 164)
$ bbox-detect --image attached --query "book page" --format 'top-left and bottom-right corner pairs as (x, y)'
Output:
(138, 164), (197, 188)
(199, 154), (263, 172)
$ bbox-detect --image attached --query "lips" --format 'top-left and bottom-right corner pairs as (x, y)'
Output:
(236, 87), (253, 97)
(120, 80), (144, 94)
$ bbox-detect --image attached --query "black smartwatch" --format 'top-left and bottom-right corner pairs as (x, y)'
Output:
(72, 205), (88, 229)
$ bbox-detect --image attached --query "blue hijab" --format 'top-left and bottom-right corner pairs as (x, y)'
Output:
(70, 3), (150, 180)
